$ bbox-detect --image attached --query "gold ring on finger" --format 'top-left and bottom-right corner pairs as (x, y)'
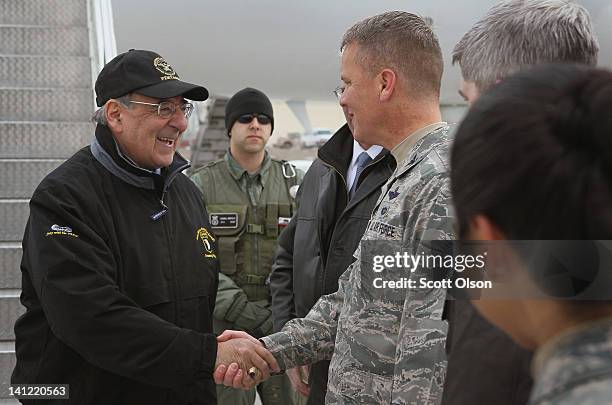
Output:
(247, 366), (260, 379)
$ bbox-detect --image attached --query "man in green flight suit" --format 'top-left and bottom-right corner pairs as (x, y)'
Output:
(191, 87), (301, 405)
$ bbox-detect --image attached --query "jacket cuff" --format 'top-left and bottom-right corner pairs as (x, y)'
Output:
(260, 332), (291, 370)
(200, 333), (218, 377)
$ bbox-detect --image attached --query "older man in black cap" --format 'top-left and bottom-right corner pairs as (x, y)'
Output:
(11, 50), (278, 405)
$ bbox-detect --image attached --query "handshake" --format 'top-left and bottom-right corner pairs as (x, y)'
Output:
(214, 330), (280, 389)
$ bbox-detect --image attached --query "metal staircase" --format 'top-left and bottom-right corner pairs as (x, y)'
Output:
(0, 0), (96, 400)
(190, 96), (230, 171)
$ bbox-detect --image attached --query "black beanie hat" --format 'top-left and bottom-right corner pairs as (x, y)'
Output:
(225, 87), (274, 136)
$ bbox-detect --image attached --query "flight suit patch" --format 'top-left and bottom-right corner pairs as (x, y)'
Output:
(278, 216), (291, 229)
(209, 213), (238, 228)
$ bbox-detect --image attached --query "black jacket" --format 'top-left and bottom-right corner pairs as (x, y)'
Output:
(12, 125), (219, 404)
(269, 124), (395, 404)
(442, 300), (533, 405)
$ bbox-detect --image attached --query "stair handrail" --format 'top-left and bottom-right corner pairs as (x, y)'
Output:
(88, 0), (117, 106)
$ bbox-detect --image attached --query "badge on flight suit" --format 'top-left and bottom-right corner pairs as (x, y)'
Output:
(209, 213), (238, 228)
(278, 217), (291, 229)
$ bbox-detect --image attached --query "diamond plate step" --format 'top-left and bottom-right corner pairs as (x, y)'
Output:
(201, 128), (228, 141)
(210, 98), (228, 118)
(196, 139), (229, 152)
(191, 150), (226, 171)
(0, 122), (92, 159)
(0, 88), (93, 122)
(0, 0), (87, 27)
(0, 201), (29, 243)
(0, 26), (89, 56)
(207, 119), (226, 130)
(0, 351), (16, 400)
(0, 56), (92, 89)
(0, 296), (22, 341)
(0, 160), (64, 199)
(0, 245), (21, 290)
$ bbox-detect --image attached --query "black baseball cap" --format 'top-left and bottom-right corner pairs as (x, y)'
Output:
(95, 49), (209, 106)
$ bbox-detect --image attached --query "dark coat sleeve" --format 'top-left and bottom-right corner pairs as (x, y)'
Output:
(269, 213), (298, 332)
(22, 182), (218, 389)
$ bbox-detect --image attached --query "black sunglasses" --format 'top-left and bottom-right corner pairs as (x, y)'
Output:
(237, 113), (272, 125)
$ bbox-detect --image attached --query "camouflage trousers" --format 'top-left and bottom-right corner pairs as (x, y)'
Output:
(216, 373), (304, 405)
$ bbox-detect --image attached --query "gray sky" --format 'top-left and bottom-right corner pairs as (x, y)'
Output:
(113, 0), (612, 104)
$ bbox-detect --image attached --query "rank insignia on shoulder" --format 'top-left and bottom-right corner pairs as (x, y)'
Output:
(388, 187), (400, 200)
(209, 213), (238, 228)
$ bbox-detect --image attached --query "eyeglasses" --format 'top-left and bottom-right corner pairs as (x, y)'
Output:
(128, 100), (194, 119)
(333, 84), (346, 100)
(237, 113), (272, 125)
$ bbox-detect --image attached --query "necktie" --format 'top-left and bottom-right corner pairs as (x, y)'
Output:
(349, 152), (373, 198)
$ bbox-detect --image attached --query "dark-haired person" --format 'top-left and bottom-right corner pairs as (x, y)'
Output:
(190, 87), (301, 405)
(11, 50), (279, 405)
(451, 64), (612, 404)
(444, 1), (599, 403)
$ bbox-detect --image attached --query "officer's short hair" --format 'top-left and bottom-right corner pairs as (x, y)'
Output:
(341, 11), (443, 98)
(91, 94), (132, 126)
(453, 0), (598, 93)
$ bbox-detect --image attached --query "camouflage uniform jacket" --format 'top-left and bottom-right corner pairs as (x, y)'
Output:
(262, 125), (455, 404)
(529, 319), (612, 405)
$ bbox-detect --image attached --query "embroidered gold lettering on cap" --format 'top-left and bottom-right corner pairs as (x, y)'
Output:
(153, 57), (179, 80)
(196, 227), (217, 259)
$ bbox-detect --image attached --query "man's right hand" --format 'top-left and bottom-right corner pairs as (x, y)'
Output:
(287, 365), (310, 397)
(214, 331), (279, 389)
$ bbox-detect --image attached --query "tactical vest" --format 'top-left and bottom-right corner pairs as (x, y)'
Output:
(192, 158), (297, 302)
